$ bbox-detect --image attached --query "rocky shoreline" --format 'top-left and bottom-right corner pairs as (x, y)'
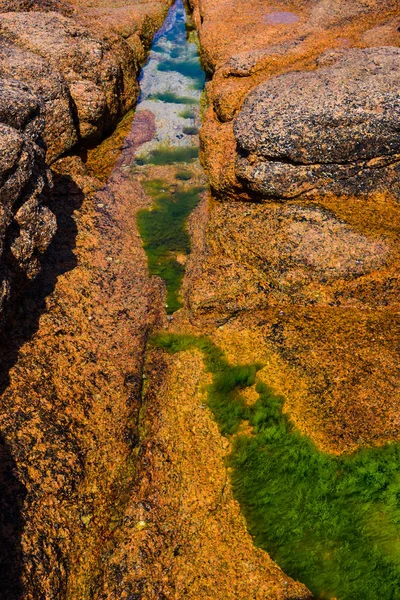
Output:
(0, 0), (399, 598)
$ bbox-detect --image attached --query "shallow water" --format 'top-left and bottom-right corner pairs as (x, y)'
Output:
(132, 0), (206, 312)
(136, 0), (205, 153)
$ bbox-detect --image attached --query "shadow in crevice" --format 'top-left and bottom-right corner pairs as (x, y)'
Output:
(0, 434), (27, 600)
(0, 172), (84, 596)
(0, 170), (84, 396)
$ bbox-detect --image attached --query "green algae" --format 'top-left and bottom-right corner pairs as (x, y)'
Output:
(157, 58), (205, 85)
(200, 88), (208, 121)
(182, 125), (199, 135)
(151, 333), (400, 600)
(135, 2), (204, 314)
(137, 182), (204, 313)
(175, 169), (192, 180)
(189, 79), (205, 91)
(178, 109), (196, 119)
(152, 43), (166, 54)
(135, 145), (198, 166)
(150, 91), (197, 104)
(135, 0), (400, 596)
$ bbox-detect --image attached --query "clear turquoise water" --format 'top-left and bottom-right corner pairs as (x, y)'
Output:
(135, 0), (205, 313)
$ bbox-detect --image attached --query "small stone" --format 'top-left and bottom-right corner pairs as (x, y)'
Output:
(81, 514), (92, 525)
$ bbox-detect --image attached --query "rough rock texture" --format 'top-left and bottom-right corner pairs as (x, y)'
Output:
(236, 48), (400, 165)
(0, 40), (78, 162)
(0, 100), (164, 600)
(0, 0), (399, 598)
(184, 0), (400, 454)
(100, 345), (312, 599)
(189, 0), (400, 122)
(0, 0), (73, 13)
(234, 47), (400, 200)
(0, 79), (55, 321)
(68, 0), (174, 62)
(0, 0), (172, 322)
(0, 11), (137, 148)
(0, 2), (173, 598)
(0, 0), (171, 163)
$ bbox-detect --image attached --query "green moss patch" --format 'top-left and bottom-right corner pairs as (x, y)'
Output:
(175, 169), (192, 181)
(136, 145), (198, 166)
(178, 109), (196, 119)
(183, 126), (199, 135)
(152, 333), (400, 600)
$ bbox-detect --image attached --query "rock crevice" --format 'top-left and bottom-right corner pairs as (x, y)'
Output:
(0, 79), (54, 318)
(0, 0), (172, 323)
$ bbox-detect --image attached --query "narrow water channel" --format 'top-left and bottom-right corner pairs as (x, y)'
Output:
(123, 3), (400, 599)
(131, 0), (206, 313)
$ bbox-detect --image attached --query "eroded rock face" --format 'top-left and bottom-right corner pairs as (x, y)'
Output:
(0, 0), (170, 326)
(234, 47), (400, 199)
(0, 79), (55, 317)
(194, 47), (400, 320)
(0, 11), (137, 145)
(0, 1), (172, 596)
(212, 203), (389, 282)
(190, 0), (400, 122)
(0, 40), (78, 161)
